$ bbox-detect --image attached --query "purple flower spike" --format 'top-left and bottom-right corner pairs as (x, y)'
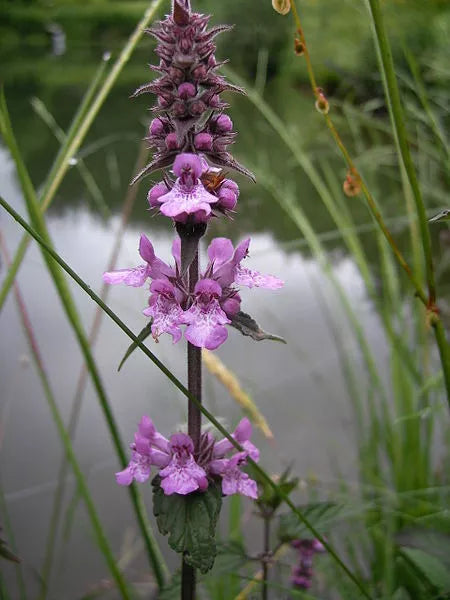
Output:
(184, 279), (230, 350)
(131, 0), (254, 189)
(160, 433), (208, 495)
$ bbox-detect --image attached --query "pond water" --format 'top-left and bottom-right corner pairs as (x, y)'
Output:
(1, 1), (445, 596)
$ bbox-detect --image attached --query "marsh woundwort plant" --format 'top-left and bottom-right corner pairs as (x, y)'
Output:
(102, 0), (284, 597)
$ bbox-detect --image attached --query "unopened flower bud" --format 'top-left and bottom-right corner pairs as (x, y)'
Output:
(343, 169), (361, 197)
(149, 118), (165, 136)
(215, 114), (233, 133)
(189, 100), (207, 115)
(178, 82), (196, 99)
(158, 95), (172, 109)
(208, 94), (221, 108)
(172, 101), (187, 118)
(194, 132), (213, 151)
(218, 187), (237, 210)
(294, 37), (304, 56)
(192, 64), (207, 81)
(314, 89), (329, 115)
(165, 133), (179, 150)
(272, 0), (291, 15)
(168, 66), (185, 84)
(148, 182), (170, 207)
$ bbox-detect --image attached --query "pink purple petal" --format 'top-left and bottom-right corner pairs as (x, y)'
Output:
(103, 265), (150, 287)
(235, 266), (284, 290)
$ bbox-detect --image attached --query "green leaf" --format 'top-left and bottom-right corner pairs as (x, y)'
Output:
(401, 547), (450, 592)
(0, 528), (20, 564)
(256, 466), (298, 513)
(278, 502), (345, 542)
(118, 321), (153, 371)
(152, 476), (222, 574)
(429, 209), (450, 223)
(230, 311), (286, 343)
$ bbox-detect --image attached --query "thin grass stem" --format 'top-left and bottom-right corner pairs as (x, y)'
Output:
(0, 0), (165, 312)
(0, 195), (374, 600)
(0, 94), (167, 589)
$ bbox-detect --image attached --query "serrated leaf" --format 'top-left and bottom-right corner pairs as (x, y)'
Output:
(117, 321), (152, 371)
(230, 311), (286, 343)
(278, 502), (345, 542)
(401, 547), (450, 592)
(429, 209), (450, 223)
(152, 476), (222, 574)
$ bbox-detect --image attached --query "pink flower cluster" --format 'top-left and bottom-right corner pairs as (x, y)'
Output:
(103, 228), (283, 350)
(148, 153), (240, 222)
(116, 416), (259, 499)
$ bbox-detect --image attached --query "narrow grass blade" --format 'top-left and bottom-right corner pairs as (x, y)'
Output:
(0, 237), (131, 598)
(0, 197), (374, 600)
(0, 0), (165, 312)
(30, 97), (110, 220)
(0, 95), (167, 589)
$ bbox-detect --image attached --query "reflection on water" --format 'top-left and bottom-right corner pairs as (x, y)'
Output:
(0, 141), (386, 595)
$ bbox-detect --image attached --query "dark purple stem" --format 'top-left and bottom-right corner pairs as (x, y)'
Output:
(181, 249), (201, 600)
(262, 516), (270, 600)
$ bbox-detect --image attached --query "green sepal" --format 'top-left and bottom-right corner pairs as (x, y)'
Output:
(152, 476), (222, 574)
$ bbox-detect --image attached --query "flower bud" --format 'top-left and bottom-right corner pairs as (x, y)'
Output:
(206, 94), (221, 108)
(168, 66), (185, 84)
(149, 118), (165, 136)
(343, 169), (361, 197)
(214, 114), (233, 133)
(314, 89), (329, 115)
(148, 182), (170, 207)
(192, 64), (207, 81)
(178, 82), (196, 99)
(172, 101), (187, 118)
(189, 100), (207, 115)
(158, 95), (172, 109)
(165, 133), (179, 150)
(194, 132), (213, 151)
(218, 187), (237, 210)
(272, 0), (291, 15)
(294, 37), (304, 56)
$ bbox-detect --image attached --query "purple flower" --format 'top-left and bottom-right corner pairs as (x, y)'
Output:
(156, 154), (218, 223)
(159, 433), (208, 495)
(116, 417), (260, 499)
(212, 417), (259, 461)
(103, 235), (283, 350)
(115, 416), (171, 485)
(184, 279), (230, 350)
(209, 452), (258, 499)
(143, 279), (185, 343)
(103, 234), (157, 287)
